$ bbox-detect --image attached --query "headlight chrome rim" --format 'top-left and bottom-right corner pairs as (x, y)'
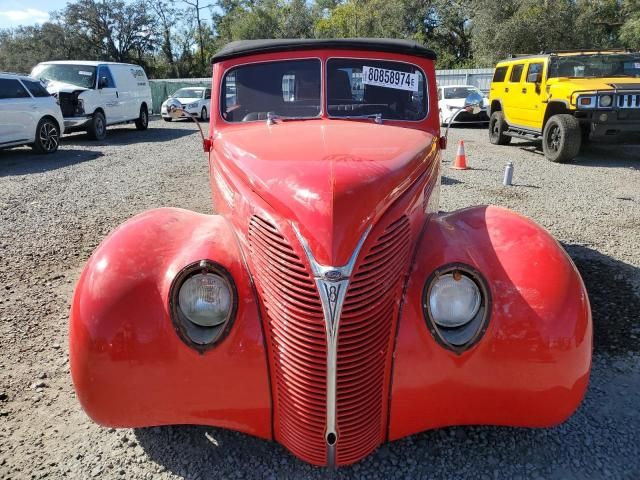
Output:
(169, 259), (238, 352)
(422, 263), (491, 354)
(599, 94), (613, 108)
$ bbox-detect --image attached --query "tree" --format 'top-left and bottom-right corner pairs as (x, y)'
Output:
(59, 0), (157, 63)
(315, 0), (406, 38)
(152, 0), (180, 75)
(182, 0), (214, 71)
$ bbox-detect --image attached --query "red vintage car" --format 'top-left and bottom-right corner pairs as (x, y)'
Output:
(70, 39), (592, 468)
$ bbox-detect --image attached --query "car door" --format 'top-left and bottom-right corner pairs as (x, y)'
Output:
(518, 61), (546, 130)
(502, 63), (526, 126)
(96, 66), (122, 124)
(0, 78), (35, 145)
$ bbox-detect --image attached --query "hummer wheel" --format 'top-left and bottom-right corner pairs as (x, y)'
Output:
(489, 111), (511, 145)
(542, 114), (581, 163)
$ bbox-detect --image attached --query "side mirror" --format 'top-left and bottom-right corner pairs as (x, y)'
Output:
(165, 98), (211, 152)
(166, 98), (186, 119)
(440, 91), (485, 149)
(464, 91), (484, 115)
(98, 76), (108, 89)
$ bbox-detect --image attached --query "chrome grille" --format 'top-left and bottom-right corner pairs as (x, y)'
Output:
(248, 215), (411, 466)
(616, 93), (640, 109)
(248, 216), (327, 466)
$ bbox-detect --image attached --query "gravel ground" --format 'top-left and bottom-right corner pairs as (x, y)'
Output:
(1, 119), (639, 479)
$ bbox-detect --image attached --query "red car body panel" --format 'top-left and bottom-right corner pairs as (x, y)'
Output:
(389, 205), (592, 440)
(70, 210), (272, 439)
(70, 42), (592, 468)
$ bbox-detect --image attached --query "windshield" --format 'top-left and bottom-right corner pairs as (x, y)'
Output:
(327, 58), (426, 121)
(31, 64), (97, 89)
(222, 59), (321, 122)
(549, 54), (640, 78)
(173, 88), (204, 98)
(444, 86), (483, 99)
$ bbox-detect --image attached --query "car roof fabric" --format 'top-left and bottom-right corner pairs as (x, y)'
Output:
(212, 38), (437, 63)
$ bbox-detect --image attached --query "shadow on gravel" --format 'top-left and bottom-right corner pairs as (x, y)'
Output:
(0, 149), (103, 177)
(573, 143), (640, 170)
(441, 176), (462, 185)
(563, 243), (640, 356)
(133, 243), (640, 479)
(62, 125), (195, 147)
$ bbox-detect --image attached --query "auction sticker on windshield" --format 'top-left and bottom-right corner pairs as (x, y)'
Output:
(362, 66), (419, 92)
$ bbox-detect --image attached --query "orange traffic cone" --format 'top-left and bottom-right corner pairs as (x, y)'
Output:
(451, 140), (468, 170)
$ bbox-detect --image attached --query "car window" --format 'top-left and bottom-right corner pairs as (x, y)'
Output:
(173, 88), (204, 98)
(327, 58), (427, 121)
(443, 87), (483, 99)
(32, 64), (97, 89)
(526, 63), (544, 83)
(509, 64), (525, 83)
(221, 59), (321, 122)
(205, 89), (211, 100)
(549, 53), (640, 78)
(492, 66), (508, 83)
(21, 79), (51, 98)
(97, 67), (116, 88)
(0, 78), (31, 99)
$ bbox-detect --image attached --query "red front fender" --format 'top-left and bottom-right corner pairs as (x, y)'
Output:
(389, 205), (592, 440)
(69, 208), (272, 439)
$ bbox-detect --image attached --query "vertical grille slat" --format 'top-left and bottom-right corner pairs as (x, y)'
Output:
(248, 216), (327, 466)
(335, 216), (411, 465)
(248, 214), (411, 466)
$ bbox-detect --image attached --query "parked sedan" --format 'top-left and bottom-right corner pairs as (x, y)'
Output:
(0, 72), (64, 154)
(161, 87), (211, 121)
(438, 85), (489, 126)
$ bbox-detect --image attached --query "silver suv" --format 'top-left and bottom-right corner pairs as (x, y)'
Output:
(0, 72), (64, 154)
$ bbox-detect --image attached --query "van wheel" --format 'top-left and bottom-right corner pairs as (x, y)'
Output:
(542, 114), (582, 163)
(87, 112), (107, 140)
(135, 105), (149, 130)
(32, 117), (60, 154)
(489, 111), (511, 145)
(200, 106), (208, 121)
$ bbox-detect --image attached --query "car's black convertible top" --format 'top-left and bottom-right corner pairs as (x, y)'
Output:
(212, 38), (437, 63)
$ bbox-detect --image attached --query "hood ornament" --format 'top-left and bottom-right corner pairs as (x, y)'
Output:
(323, 270), (344, 282)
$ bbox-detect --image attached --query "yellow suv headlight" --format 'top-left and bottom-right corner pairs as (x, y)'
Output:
(599, 95), (613, 108)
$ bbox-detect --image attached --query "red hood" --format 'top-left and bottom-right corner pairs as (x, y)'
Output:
(216, 120), (436, 265)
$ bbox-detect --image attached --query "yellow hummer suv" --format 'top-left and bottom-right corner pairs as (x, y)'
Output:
(488, 50), (640, 162)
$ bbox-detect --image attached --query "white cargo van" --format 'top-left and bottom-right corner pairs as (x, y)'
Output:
(31, 61), (153, 140)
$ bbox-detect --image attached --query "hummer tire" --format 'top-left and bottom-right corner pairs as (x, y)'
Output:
(489, 111), (511, 145)
(542, 114), (581, 163)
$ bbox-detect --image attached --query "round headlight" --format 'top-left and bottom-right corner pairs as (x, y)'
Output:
(178, 273), (232, 327)
(170, 260), (237, 351)
(600, 95), (613, 107)
(429, 273), (481, 328)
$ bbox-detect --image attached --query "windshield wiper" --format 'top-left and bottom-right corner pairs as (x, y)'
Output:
(265, 112), (320, 124)
(335, 113), (383, 124)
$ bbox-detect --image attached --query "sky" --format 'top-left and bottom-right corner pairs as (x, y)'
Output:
(0, 0), (70, 29)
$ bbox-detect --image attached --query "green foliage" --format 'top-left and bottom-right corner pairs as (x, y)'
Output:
(1, 0), (640, 77)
